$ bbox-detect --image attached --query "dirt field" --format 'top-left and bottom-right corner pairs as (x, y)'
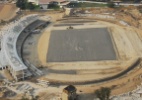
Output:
(0, 4), (18, 21)
(38, 18), (140, 66)
(37, 18), (135, 84)
(35, 15), (142, 96)
(0, 5), (4, 12)
(38, 26), (52, 66)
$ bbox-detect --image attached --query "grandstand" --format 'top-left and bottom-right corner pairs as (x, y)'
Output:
(0, 15), (39, 81)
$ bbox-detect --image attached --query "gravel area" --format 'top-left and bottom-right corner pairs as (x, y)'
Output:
(47, 28), (116, 62)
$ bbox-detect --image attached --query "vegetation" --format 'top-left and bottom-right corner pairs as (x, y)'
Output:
(48, 4), (60, 10)
(107, 2), (115, 8)
(67, 2), (108, 8)
(137, 6), (142, 13)
(95, 87), (111, 100)
(20, 95), (39, 100)
(21, 96), (29, 100)
(0, 20), (6, 24)
(67, 2), (116, 8)
(79, 2), (108, 7)
(16, 0), (40, 10)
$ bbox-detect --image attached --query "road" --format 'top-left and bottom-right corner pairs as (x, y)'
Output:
(77, 1), (142, 6)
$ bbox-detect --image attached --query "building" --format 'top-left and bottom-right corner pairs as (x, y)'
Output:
(62, 85), (77, 100)
(28, 0), (67, 9)
(0, 15), (38, 81)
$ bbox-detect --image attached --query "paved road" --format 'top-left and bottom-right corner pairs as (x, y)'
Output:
(77, 1), (142, 6)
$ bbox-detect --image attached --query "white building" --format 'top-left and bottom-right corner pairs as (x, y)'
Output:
(28, 0), (67, 9)
(0, 15), (38, 81)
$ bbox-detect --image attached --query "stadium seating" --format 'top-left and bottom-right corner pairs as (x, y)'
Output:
(0, 14), (38, 81)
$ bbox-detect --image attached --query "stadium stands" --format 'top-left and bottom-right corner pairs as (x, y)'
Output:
(0, 15), (39, 81)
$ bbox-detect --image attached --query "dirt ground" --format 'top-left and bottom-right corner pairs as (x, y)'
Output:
(36, 14), (142, 96)
(0, 4), (18, 21)
(38, 27), (52, 66)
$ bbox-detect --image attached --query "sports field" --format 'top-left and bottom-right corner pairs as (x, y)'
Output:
(47, 28), (116, 62)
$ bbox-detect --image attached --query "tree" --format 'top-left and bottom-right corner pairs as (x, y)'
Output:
(107, 2), (115, 8)
(16, 0), (40, 10)
(27, 2), (35, 10)
(48, 4), (60, 10)
(16, 0), (28, 10)
(95, 87), (111, 100)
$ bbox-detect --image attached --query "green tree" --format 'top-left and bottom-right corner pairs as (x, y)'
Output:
(16, 0), (40, 10)
(27, 2), (35, 10)
(107, 2), (115, 8)
(16, 0), (28, 10)
(48, 4), (60, 10)
(95, 87), (111, 100)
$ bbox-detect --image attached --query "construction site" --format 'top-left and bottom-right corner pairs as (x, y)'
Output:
(1, 2), (142, 100)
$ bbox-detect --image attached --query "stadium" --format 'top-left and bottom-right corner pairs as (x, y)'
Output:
(0, 7), (142, 98)
(37, 15), (142, 85)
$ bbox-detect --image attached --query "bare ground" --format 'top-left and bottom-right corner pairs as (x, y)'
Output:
(0, 4), (18, 21)
(36, 17), (142, 96)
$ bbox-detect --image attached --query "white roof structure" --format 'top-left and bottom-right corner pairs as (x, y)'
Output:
(28, 0), (66, 5)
